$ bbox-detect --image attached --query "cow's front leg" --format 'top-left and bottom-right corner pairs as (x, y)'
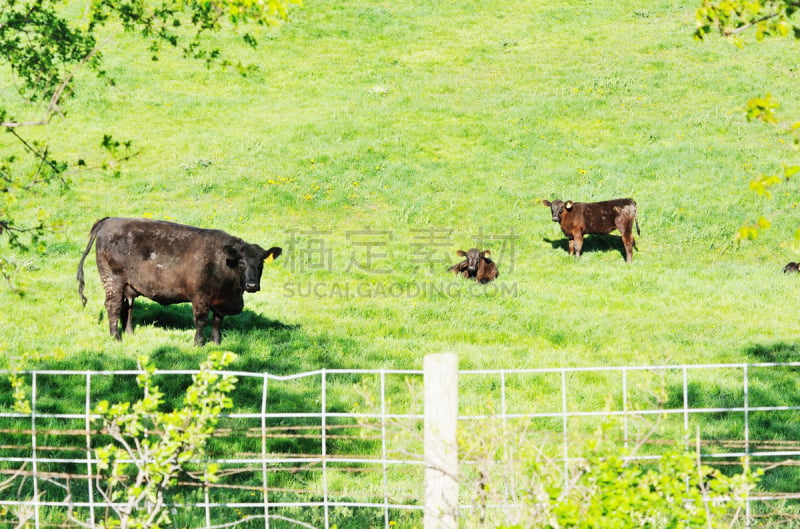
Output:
(191, 301), (212, 346)
(572, 234), (584, 259)
(568, 239), (575, 256)
(210, 312), (224, 345)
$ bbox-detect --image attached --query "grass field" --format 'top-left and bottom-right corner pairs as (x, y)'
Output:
(3, 0), (799, 374)
(4, 0), (800, 526)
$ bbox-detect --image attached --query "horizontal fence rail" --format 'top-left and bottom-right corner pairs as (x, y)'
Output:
(1, 361), (800, 528)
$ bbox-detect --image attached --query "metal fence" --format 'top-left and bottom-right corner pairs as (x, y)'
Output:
(1, 360), (800, 528)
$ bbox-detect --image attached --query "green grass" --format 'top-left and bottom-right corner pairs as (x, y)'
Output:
(3, 0), (798, 373)
(3, 0), (800, 525)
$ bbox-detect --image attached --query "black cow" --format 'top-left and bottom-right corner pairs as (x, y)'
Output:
(77, 217), (282, 345)
(784, 262), (799, 273)
(541, 198), (640, 263)
(448, 248), (499, 283)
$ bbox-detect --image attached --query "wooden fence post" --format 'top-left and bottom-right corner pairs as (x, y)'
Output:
(424, 353), (458, 529)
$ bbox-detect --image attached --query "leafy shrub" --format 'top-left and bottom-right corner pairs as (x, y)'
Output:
(462, 420), (758, 529)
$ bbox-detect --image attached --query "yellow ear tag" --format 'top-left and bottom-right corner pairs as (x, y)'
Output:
(266, 254), (274, 264)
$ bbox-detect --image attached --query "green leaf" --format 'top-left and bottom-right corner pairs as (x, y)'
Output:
(784, 165), (800, 179)
(748, 173), (782, 197)
(745, 93), (780, 124)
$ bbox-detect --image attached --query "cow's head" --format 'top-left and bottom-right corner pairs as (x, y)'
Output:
(224, 244), (282, 292)
(456, 248), (490, 275)
(541, 199), (570, 222)
(784, 262), (799, 274)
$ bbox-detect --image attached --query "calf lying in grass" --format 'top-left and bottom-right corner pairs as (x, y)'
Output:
(448, 248), (499, 283)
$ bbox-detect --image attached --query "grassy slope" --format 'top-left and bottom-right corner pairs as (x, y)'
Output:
(2, 0), (800, 377)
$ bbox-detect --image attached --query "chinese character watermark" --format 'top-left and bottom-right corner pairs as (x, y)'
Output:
(279, 227), (518, 298)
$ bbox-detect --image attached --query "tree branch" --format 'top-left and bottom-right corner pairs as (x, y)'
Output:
(1, 42), (103, 129)
(0, 220), (44, 234)
(723, 12), (781, 36)
(5, 128), (66, 187)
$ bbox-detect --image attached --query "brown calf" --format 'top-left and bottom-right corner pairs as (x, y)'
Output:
(448, 248), (499, 283)
(541, 198), (640, 263)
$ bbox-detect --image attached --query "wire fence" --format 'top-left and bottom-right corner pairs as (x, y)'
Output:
(1, 361), (800, 528)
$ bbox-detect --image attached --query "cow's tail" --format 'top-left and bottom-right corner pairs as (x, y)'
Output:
(635, 216), (640, 235)
(76, 217), (108, 307)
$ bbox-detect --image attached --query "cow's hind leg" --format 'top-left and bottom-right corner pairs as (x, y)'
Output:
(120, 299), (130, 335)
(621, 228), (634, 263)
(121, 287), (137, 335)
(103, 290), (124, 340)
(98, 262), (127, 340)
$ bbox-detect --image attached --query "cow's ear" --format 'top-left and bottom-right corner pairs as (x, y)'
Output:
(541, 199), (551, 207)
(456, 249), (467, 257)
(482, 249), (491, 257)
(565, 201), (574, 210)
(265, 246), (282, 262)
(223, 245), (240, 268)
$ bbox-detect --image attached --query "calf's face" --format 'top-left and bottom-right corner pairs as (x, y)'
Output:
(457, 248), (488, 274)
(542, 199), (568, 222)
(224, 244), (283, 292)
